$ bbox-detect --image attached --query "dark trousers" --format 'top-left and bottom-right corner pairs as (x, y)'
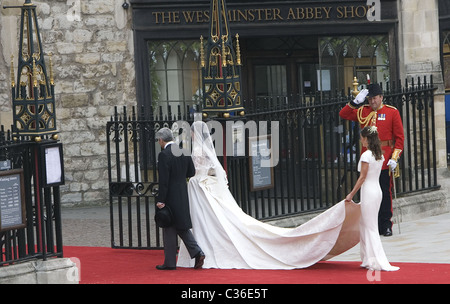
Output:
(378, 169), (393, 234)
(162, 226), (202, 267)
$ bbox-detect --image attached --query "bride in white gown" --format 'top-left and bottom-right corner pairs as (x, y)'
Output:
(345, 126), (399, 271)
(177, 121), (361, 269)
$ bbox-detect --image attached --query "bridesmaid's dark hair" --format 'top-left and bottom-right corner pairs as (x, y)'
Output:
(361, 126), (383, 161)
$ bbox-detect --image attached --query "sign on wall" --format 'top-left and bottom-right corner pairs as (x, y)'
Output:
(142, 0), (391, 26)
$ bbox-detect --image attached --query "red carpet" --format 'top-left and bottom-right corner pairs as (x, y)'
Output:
(63, 246), (450, 285)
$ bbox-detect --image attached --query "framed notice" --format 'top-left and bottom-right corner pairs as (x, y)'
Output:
(248, 135), (274, 192)
(40, 142), (65, 187)
(0, 169), (26, 231)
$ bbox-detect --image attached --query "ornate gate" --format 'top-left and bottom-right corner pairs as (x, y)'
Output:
(107, 106), (193, 249)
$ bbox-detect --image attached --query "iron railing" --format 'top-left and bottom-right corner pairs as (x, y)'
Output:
(107, 76), (440, 249)
(107, 106), (161, 249)
(241, 76), (440, 218)
(0, 129), (63, 266)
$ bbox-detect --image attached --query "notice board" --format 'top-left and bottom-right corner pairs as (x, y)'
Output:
(248, 135), (274, 191)
(0, 169), (26, 231)
(40, 142), (65, 187)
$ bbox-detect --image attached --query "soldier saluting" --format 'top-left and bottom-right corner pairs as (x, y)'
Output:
(340, 83), (404, 236)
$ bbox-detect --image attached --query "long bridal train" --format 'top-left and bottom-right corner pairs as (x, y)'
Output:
(177, 120), (361, 270)
(177, 183), (361, 270)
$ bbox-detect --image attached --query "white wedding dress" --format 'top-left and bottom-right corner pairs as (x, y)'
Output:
(358, 150), (399, 271)
(176, 121), (361, 269)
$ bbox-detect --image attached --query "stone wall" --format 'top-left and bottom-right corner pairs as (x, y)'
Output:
(0, 0), (136, 206)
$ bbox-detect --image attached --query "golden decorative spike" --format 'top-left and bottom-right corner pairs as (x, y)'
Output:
(221, 35), (227, 67)
(200, 36), (205, 68)
(352, 76), (359, 97)
(32, 55), (38, 88)
(49, 53), (54, 85)
(235, 34), (241, 66)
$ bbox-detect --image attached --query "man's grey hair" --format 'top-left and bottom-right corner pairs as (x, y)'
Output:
(155, 127), (174, 142)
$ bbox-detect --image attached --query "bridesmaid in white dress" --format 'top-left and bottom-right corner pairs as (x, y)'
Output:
(176, 121), (361, 269)
(345, 126), (399, 271)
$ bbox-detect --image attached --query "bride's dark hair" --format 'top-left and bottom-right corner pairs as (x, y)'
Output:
(361, 126), (383, 161)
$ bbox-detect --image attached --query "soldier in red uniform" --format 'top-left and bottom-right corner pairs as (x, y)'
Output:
(339, 83), (404, 236)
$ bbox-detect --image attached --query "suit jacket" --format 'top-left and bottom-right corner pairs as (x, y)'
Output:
(156, 144), (196, 230)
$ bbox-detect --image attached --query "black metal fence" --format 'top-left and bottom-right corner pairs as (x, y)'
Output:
(242, 76), (440, 218)
(107, 76), (440, 249)
(107, 106), (161, 249)
(0, 129), (63, 266)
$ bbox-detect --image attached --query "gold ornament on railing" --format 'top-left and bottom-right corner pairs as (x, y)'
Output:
(352, 76), (360, 98)
(200, 0), (244, 118)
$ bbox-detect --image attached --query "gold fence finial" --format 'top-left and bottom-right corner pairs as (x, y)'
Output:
(352, 76), (359, 97)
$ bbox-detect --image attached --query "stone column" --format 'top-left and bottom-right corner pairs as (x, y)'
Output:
(397, 0), (447, 168)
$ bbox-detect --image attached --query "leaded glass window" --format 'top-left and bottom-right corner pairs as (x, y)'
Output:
(148, 40), (202, 118)
(319, 35), (390, 92)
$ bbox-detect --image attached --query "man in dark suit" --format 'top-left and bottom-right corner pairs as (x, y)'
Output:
(155, 127), (205, 270)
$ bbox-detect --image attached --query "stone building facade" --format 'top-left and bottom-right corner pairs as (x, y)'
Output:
(0, 0), (448, 208)
(1, 0), (135, 206)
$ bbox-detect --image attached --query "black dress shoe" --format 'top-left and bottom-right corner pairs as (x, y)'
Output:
(156, 264), (176, 270)
(383, 228), (393, 237)
(194, 251), (205, 269)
